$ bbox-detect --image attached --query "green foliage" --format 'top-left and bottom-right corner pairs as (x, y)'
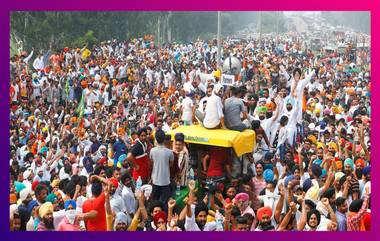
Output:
(72, 30), (98, 48)
(10, 11), (287, 52)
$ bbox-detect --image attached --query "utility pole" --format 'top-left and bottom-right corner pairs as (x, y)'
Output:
(259, 12), (262, 46)
(217, 11), (222, 69)
(276, 11), (279, 45)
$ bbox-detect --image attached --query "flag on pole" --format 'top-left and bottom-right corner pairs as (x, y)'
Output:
(65, 79), (70, 98)
(75, 92), (85, 119)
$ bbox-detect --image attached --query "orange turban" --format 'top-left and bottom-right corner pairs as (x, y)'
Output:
(81, 80), (88, 88)
(10, 194), (17, 204)
(335, 160), (343, 170)
(257, 206), (272, 222)
(118, 128), (125, 136)
(355, 159), (365, 168)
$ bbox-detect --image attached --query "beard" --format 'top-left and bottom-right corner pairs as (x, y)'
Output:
(196, 220), (206, 230)
(115, 225), (128, 231)
(259, 115), (265, 121)
(43, 217), (55, 230)
(286, 106), (293, 111)
(355, 169), (363, 179)
(259, 221), (274, 231)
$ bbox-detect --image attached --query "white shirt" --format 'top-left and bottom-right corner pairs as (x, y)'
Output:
(185, 205), (217, 231)
(203, 94), (224, 129)
(181, 97), (193, 122)
(121, 186), (137, 215)
(33, 56), (44, 70)
(110, 194), (126, 214)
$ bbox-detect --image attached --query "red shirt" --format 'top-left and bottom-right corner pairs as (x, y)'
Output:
(82, 192), (107, 231)
(207, 147), (231, 177)
(131, 141), (150, 181)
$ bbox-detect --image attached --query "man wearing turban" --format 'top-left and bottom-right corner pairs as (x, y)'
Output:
(255, 206), (274, 231)
(37, 202), (54, 231)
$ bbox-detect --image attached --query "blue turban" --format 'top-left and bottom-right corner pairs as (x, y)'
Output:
(64, 199), (77, 210)
(40, 146), (48, 154)
(14, 181), (26, 193)
(303, 178), (312, 192)
(285, 96), (295, 106)
(344, 158), (354, 170)
(118, 154), (127, 163)
(284, 175), (295, 188)
(263, 169), (274, 183)
(27, 200), (39, 214)
(362, 166), (370, 176)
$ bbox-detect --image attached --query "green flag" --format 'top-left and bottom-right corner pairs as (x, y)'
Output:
(65, 79), (70, 97)
(75, 92), (85, 118)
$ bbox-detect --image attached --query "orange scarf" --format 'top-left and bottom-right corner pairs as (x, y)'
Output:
(348, 211), (366, 231)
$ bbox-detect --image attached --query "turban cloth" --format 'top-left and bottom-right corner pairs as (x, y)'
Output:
(15, 181), (26, 193)
(257, 106), (267, 114)
(64, 199), (77, 210)
(284, 175), (295, 188)
(335, 160), (343, 170)
(284, 96), (295, 106)
(235, 192), (249, 202)
(263, 169), (274, 183)
(355, 159), (365, 168)
(257, 207), (272, 222)
(302, 178), (312, 192)
(19, 188), (32, 202)
(328, 142), (338, 152)
(334, 172), (345, 182)
(344, 158), (354, 170)
(153, 211), (167, 226)
(51, 179), (60, 188)
(32, 181), (40, 191)
(40, 146), (48, 154)
(118, 154), (127, 163)
(362, 166), (370, 176)
(109, 178), (119, 189)
(305, 186), (319, 204)
(45, 193), (57, 203)
(39, 202), (54, 218)
(10, 194), (17, 204)
(27, 200), (38, 214)
(114, 212), (131, 229)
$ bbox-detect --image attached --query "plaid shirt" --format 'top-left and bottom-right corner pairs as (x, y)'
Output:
(347, 194), (369, 231)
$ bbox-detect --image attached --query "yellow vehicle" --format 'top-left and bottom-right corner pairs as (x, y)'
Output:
(170, 125), (256, 157)
(169, 125), (256, 209)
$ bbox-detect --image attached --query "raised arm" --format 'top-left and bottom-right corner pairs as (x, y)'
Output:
(277, 201), (297, 231)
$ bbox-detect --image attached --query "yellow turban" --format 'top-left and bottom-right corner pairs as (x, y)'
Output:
(51, 179), (60, 188)
(307, 135), (317, 144)
(305, 186), (319, 203)
(39, 202), (54, 218)
(328, 142), (338, 152)
(316, 142), (325, 149)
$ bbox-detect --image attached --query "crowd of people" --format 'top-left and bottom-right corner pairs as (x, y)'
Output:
(9, 29), (371, 231)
